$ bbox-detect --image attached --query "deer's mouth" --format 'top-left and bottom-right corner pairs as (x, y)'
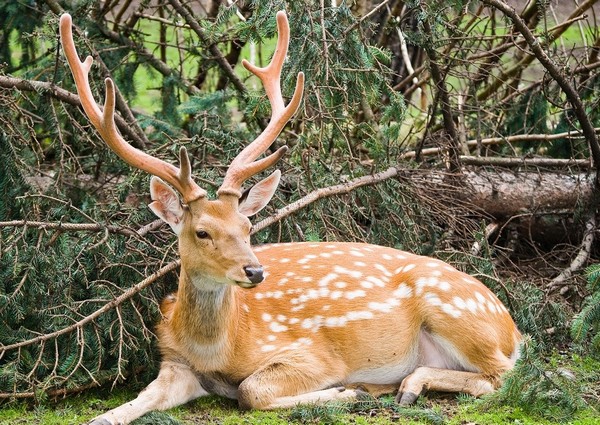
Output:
(236, 281), (259, 289)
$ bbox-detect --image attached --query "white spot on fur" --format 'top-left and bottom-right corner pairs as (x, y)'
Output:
(334, 265), (363, 278)
(466, 298), (478, 313)
(374, 264), (392, 277)
(438, 281), (451, 291)
(291, 304), (305, 312)
(382, 254), (393, 260)
(345, 289), (366, 299)
(442, 303), (462, 318)
(319, 273), (338, 287)
(453, 296), (466, 310)
(270, 322), (288, 333)
(416, 276), (439, 294)
(280, 258), (290, 263)
(349, 250), (365, 257)
(360, 280), (374, 289)
(368, 298), (400, 313)
(261, 344), (276, 352)
(330, 290), (343, 300)
(393, 283), (413, 298)
(347, 311), (374, 320)
(403, 264), (416, 272)
(262, 313), (272, 322)
(282, 337), (313, 351)
(366, 275), (386, 287)
(354, 261), (366, 267)
(425, 293), (442, 306)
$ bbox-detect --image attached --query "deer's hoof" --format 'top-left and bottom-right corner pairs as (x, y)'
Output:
(396, 391), (419, 405)
(88, 418), (113, 425)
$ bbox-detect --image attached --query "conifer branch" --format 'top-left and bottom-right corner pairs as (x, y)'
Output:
(0, 260), (179, 355)
(0, 75), (147, 149)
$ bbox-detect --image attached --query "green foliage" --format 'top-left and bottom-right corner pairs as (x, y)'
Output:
(288, 396), (445, 425)
(571, 264), (600, 352)
(1, 1), (598, 415)
(480, 337), (589, 423)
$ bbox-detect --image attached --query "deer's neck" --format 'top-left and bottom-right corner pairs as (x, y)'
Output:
(169, 270), (240, 370)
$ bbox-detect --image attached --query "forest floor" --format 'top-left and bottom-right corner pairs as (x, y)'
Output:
(0, 389), (598, 425)
(1, 351), (599, 425)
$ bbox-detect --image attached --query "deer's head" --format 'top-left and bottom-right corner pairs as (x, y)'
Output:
(60, 11), (304, 289)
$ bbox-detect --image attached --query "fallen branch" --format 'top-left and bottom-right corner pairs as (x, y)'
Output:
(0, 259), (179, 355)
(253, 167), (399, 233)
(400, 128), (600, 160)
(0, 220), (138, 237)
(459, 156), (591, 168)
(548, 216), (597, 290)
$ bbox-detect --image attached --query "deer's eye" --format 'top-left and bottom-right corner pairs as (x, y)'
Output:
(196, 230), (210, 239)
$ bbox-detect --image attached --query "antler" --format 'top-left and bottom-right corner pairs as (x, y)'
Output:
(59, 14), (206, 203)
(217, 11), (305, 198)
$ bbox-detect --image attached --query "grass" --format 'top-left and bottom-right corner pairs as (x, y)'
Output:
(1, 389), (597, 425)
(1, 351), (598, 425)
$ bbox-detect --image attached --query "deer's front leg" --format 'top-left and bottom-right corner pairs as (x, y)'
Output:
(89, 361), (209, 425)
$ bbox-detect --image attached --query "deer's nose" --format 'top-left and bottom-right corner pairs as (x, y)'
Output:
(243, 266), (264, 284)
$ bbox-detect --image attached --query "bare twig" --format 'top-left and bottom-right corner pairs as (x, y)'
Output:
(548, 216), (596, 290)
(481, 0), (600, 172)
(459, 156), (592, 168)
(167, 0), (247, 94)
(400, 128), (600, 160)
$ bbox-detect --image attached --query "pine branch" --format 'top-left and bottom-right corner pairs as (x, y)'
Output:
(253, 167), (399, 234)
(0, 75), (146, 149)
(0, 260), (179, 355)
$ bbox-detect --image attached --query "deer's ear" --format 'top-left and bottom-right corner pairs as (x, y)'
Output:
(238, 170), (281, 217)
(149, 177), (185, 234)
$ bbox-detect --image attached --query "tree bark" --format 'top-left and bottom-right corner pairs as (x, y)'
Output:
(409, 168), (596, 218)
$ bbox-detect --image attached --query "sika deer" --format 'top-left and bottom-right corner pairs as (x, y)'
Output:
(59, 11), (521, 425)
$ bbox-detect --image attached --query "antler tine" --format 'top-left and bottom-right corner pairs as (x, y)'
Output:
(59, 14), (206, 203)
(218, 10), (305, 197)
